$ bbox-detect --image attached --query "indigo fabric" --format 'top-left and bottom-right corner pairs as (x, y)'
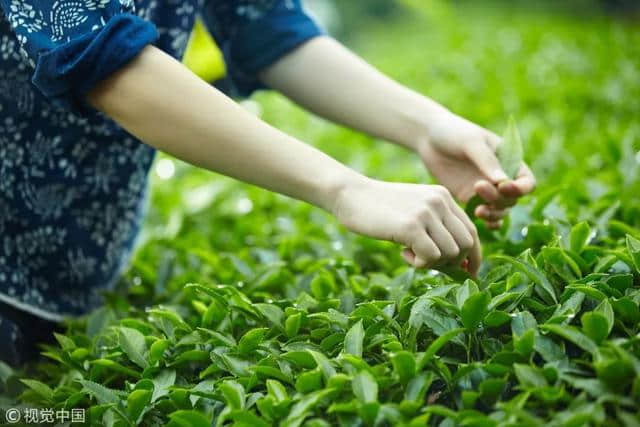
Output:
(0, 0), (322, 321)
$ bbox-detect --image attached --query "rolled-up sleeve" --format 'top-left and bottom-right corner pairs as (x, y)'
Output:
(202, 0), (324, 95)
(0, 0), (158, 110)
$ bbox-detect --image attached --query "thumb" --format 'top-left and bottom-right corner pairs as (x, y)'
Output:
(465, 140), (508, 184)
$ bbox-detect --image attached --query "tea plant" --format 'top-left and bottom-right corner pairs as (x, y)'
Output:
(1, 1), (640, 426)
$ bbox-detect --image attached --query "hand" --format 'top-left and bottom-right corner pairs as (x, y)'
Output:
(416, 111), (536, 228)
(333, 177), (481, 274)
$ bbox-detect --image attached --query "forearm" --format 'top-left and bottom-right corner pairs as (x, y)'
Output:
(88, 46), (359, 212)
(260, 36), (446, 151)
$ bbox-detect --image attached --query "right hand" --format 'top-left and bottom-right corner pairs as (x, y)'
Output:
(332, 177), (481, 275)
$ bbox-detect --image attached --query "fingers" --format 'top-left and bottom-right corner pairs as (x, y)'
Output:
(403, 232), (441, 268)
(464, 139), (508, 184)
(427, 221), (462, 261)
(445, 200), (482, 276)
(497, 163), (536, 197)
(475, 205), (509, 221)
(468, 239), (482, 277)
(474, 180), (517, 209)
(485, 220), (503, 229)
(399, 186), (480, 272)
(485, 131), (502, 150)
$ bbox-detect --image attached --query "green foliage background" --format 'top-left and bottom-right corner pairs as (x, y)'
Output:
(2, 1), (640, 426)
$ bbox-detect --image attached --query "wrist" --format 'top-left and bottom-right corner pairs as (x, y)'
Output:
(323, 168), (369, 219)
(395, 96), (450, 153)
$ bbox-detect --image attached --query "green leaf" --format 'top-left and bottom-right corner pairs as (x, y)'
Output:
(541, 324), (599, 356)
(594, 299), (614, 334)
(20, 379), (53, 401)
(254, 303), (285, 329)
(228, 411), (271, 427)
(167, 410), (211, 427)
(53, 332), (76, 351)
(251, 365), (293, 385)
(91, 359), (141, 379)
(460, 290), (491, 330)
(149, 339), (170, 365)
(0, 361), (13, 384)
(581, 312), (609, 344)
(491, 254), (557, 304)
(352, 370), (378, 403)
(344, 320), (364, 357)
(390, 351), (416, 384)
(569, 221), (591, 254)
(418, 327), (465, 368)
(202, 299), (227, 327)
(405, 372), (434, 402)
(296, 369), (323, 393)
(484, 310), (511, 328)
(152, 370), (176, 403)
(284, 389), (333, 425)
(456, 279), (479, 309)
(308, 350), (336, 380)
(78, 379), (121, 405)
(237, 328), (269, 355)
(219, 380), (245, 410)
(496, 115), (524, 179)
(127, 389), (152, 424)
(611, 297), (640, 324)
(513, 364), (547, 388)
(626, 234), (640, 273)
(285, 313), (302, 338)
(465, 194), (484, 218)
(266, 379), (288, 403)
(479, 378), (506, 402)
(147, 308), (191, 331)
(118, 327), (149, 369)
(514, 329), (536, 356)
(595, 358), (635, 392)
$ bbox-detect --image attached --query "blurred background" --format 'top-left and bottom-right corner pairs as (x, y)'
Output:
(129, 0), (639, 291)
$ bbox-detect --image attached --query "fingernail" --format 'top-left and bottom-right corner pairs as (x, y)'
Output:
(493, 170), (508, 182)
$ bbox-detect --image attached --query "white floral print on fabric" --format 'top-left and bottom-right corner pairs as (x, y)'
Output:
(0, 0), (322, 320)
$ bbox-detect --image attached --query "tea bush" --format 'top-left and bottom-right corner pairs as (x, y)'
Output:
(1, 2), (639, 426)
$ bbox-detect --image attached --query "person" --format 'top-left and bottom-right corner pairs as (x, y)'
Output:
(0, 0), (535, 365)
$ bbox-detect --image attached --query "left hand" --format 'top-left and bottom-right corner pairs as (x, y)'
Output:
(416, 110), (536, 228)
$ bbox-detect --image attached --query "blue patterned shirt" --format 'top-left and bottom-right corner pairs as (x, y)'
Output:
(0, 0), (322, 321)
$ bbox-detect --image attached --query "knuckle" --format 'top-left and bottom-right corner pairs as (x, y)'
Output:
(400, 219), (420, 238)
(433, 185), (451, 198)
(427, 194), (447, 209)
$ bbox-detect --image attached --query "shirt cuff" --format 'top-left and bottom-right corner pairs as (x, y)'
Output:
(225, 7), (324, 96)
(32, 13), (158, 112)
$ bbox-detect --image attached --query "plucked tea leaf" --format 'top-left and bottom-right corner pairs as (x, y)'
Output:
(497, 115), (524, 179)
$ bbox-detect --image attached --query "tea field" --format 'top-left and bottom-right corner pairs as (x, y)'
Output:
(2, 1), (640, 426)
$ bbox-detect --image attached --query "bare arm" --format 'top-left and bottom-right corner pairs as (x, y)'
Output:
(88, 45), (481, 272)
(260, 36), (536, 226)
(259, 36), (440, 152)
(89, 46), (353, 212)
